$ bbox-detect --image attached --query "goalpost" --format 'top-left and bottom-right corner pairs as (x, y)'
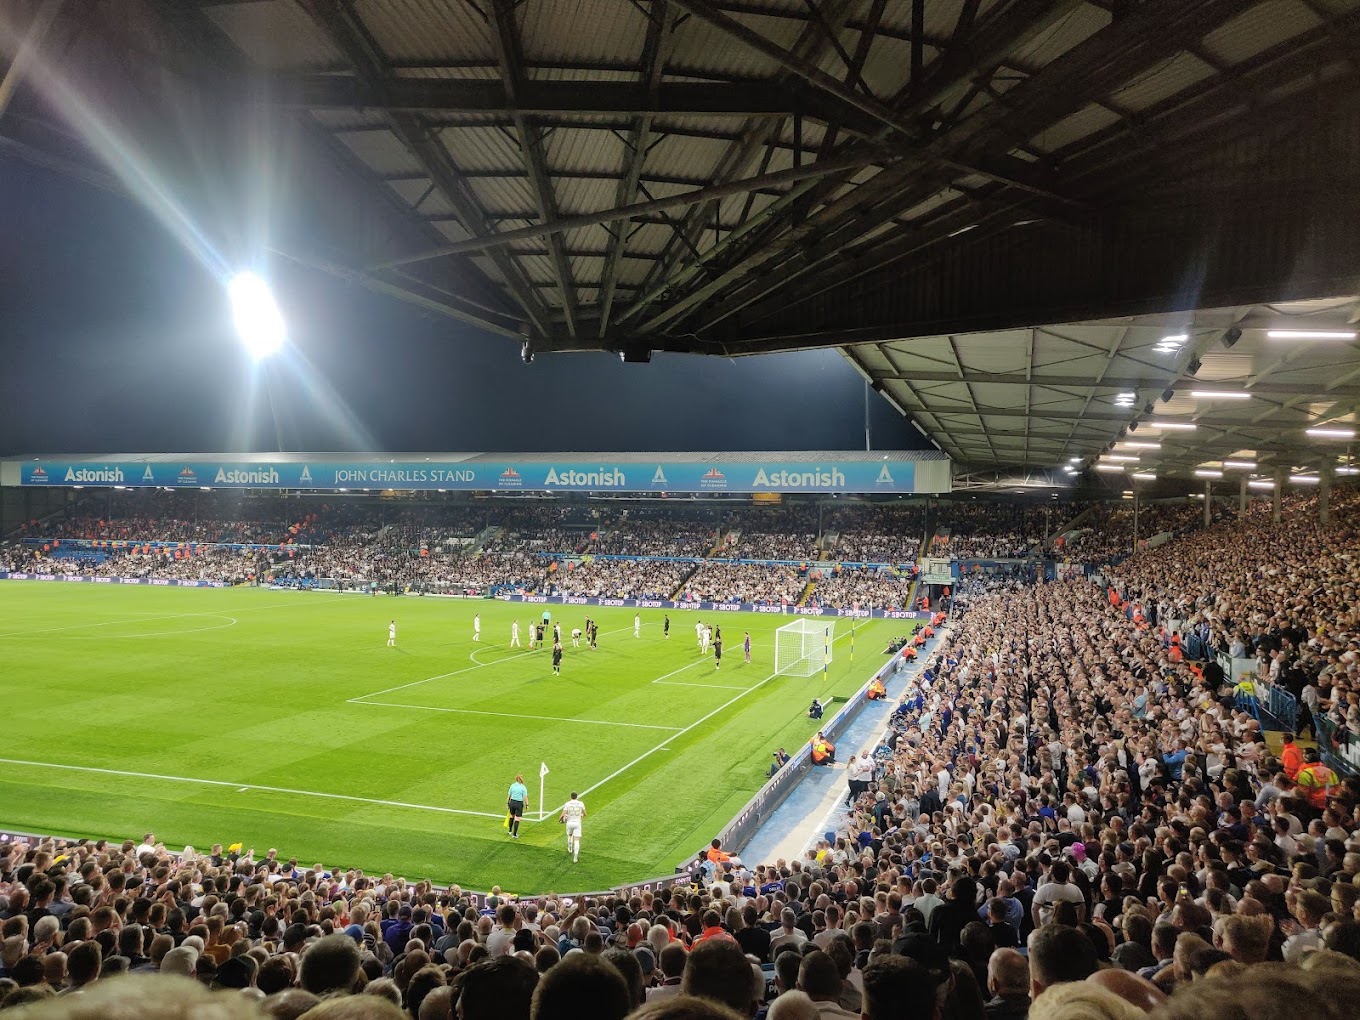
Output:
(774, 618), (836, 677)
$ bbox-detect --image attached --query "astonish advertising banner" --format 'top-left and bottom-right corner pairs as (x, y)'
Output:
(14, 457), (945, 494)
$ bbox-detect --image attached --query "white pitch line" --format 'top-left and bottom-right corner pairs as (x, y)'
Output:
(655, 681), (750, 689)
(352, 701), (683, 731)
(574, 625), (858, 803)
(0, 757), (504, 819)
(0, 594), (353, 640)
(351, 623), (633, 702)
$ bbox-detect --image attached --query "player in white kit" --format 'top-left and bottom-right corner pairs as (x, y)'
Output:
(387, 620), (396, 647)
(701, 625), (712, 655)
(511, 620), (521, 647)
(473, 614), (481, 642)
(634, 613), (641, 638)
(695, 619), (704, 651)
(560, 792), (586, 862)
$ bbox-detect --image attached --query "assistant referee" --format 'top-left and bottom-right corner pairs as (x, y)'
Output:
(507, 774), (528, 839)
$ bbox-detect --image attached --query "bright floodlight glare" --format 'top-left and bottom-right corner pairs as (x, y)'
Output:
(229, 272), (285, 360)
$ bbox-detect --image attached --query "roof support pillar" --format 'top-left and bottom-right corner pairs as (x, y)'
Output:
(1320, 463), (1332, 527)
(1239, 475), (1248, 517)
(1204, 479), (1212, 529)
(1273, 469), (1284, 524)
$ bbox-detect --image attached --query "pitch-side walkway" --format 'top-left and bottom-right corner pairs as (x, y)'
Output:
(735, 630), (944, 868)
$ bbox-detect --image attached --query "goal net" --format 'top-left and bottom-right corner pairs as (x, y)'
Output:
(774, 619), (836, 677)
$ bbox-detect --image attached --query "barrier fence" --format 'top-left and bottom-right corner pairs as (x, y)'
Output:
(1317, 715), (1360, 779)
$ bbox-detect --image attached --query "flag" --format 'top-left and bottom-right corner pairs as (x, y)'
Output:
(539, 761), (550, 778)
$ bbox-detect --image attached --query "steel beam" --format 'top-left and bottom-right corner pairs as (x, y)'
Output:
(488, 0), (579, 336)
(867, 370), (1360, 399)
(370, 149), (884, 267)
(0, 0), (66, 119)
(292, 0), (554, 337)
(270, 77), (878, 132)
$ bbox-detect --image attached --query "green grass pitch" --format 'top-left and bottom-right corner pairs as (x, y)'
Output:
(0, 582), (910, 892)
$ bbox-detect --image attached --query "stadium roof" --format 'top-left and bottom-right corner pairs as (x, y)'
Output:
(4, 0), (1360, 481)
(848, 296), (1360, 479)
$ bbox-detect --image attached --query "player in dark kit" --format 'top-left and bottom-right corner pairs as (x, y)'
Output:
(713, 628), (723, 670)
(552, 640), (563, 675)
(664, 614), (670, 639)
(589, 620), (598, 649)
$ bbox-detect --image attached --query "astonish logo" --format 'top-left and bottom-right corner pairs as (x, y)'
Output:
(543, 467), (626, 488)
(64, 466), (125, 484)
(214, 466), (280, 485)
(752, 467), (847, 489)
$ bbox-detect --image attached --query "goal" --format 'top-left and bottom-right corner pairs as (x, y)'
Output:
(774, 619), (836, 677)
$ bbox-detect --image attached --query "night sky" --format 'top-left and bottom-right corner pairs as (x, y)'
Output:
(0, 159), (925, 457)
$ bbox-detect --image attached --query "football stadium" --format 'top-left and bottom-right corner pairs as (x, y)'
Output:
(3, 1), (1360, 1018)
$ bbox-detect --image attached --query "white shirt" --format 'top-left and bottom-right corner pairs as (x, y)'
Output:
(562, 799), (586, 825)
(389, 624), (396, 637)
(474, 616), (480, 631)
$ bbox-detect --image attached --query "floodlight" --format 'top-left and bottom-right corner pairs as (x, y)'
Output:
(1190, 391), (1251, 399)
(1193, 469), (1223, 478)
(1222, 460), (1257, 469)
(1145, 421), (1196, 431)
(1291, 475), (1321, 484)
(229, 271), (285, 360)
(1267, 330), (1357, 340)
(1306, 428), (1356, 438)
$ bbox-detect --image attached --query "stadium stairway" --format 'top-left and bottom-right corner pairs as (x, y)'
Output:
(735, 628), (945, 867)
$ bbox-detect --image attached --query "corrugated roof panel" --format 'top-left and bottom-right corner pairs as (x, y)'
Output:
(204, 0), (342, 69)
(437, 126), (525, 173)
(336, 130), (424, 175)
(616, 258), (653, 286)
(353, 0), (494, 61)
(544, 129), (629, 175)
(1109, 52), (1217, 112)
(434, 218), (473, 243)
(526, 66), (636, 84)
(519, 0), (651, 64)
(1030, 102), (1121, 153)
(570, 254), (605, 284)
(562, 225), (615, 257)
(643, 133), (734, 181)
(1201, 0), (1323, 65)
(397, 65), (502, 81)
(622, 223), (675, 255)
(467, 176), (537, 215)
(856, 36), (915, 100)
(1009, 3), (1111, 69)
(555, 175), (618, 215)
(468, 254), (507, 284)
(666, 14), (790, 77)
(900, 188), (965, 222)
(954, 331), (1031, 374)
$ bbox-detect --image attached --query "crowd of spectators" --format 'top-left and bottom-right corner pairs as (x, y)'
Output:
(549, 559), (694, 601)
(680, 563), (807, 606)
(824, 505), (925, 565)
(805, 567), (915, 612)
(1061, 502), (1207, 565)
(932, 503), (1051, 560)
(719, 508), (820, 561)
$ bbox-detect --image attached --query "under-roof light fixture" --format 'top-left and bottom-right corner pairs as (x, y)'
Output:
(1222, 460), (1257, 469)
(1248, 480), (1275, 490)
(1194, 469), (1224, 479)
(1063, 466), (1078, 474)
(1094, 464), (1124, 472)
(1131, 472), (1157, 480)
(1101, 454), (1139, 462)
(1306, 428), (1356, 438)
(1117, 441), (1162, 450)
(1267, 329), (1358, 340)
(1145, 421), (1197, 431)
(1291, 474), (1321, 484)
(1338, 467), (1360, 476)
(1190, 390), (1251, 400)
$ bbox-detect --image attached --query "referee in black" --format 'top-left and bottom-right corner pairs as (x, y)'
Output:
(507, 774), (527, 839)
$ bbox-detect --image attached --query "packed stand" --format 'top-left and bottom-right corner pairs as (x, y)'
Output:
(680, 563), (808, 606)
(805, 566), (915, 612)
(549, 558), (694, 601)
(718, 507), (821, 561)
(825, 504), (926, 565)
(1061, 501), (1207, 565)
(931, 502), (1050, 560)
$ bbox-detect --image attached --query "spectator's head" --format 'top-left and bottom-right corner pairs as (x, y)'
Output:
(987, 948), (1029, 999)
(682, 938), (760, 1016)
(1026, 981), (1145, 1020)
(456, 955), (537, 1020)
(299, 932), (361, 996)
(530, 951), (630, 1020)
(627, 994), (747, 1020)
(1027, 924), (1097, 999)
(860, 956), (945, 1020)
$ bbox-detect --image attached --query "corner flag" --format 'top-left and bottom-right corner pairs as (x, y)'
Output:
(538, 762), (550, 821)
(540, 761), (550, 778)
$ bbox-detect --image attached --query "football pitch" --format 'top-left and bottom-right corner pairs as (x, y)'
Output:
(0, 582), (912, 892)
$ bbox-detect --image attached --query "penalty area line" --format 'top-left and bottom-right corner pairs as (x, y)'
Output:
(0, 757), (504, 819)
(350, 701), (683, 731)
